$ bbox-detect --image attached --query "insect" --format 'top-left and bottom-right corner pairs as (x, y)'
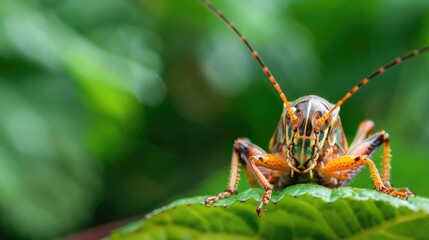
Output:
(201, 0), (429, 216)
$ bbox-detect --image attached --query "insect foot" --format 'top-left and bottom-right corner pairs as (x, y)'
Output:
(380, 186), (415, 199)
(256, 189), (273, 216)
(204, 190), (236, 206)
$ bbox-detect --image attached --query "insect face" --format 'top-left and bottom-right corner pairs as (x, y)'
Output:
(284, 96), (338, 173)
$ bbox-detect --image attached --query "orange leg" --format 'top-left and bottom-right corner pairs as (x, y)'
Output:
(205, 138), (290, 216)
(248, 154), (290, 216)
(348, 129), (394, 187)
(205, 138), (283, 207)
(320, 155), (413, 199)
(205, 138), (262, 205)
(380, 132), (391, 186)
(315, 170), (350, 181)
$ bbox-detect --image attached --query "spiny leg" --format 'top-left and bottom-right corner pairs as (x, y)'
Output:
(205, 138), (265, 206)
(316, 121), (377, 186)
(248, 154), (290, 216)
(348, 129), (404, 188)
(380, 133), (392, 186)
(321, 155), (412, 198)
(347, 128), (413, 196)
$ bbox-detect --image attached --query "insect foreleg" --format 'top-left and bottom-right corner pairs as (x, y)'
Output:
(205, 138), (266, 206)
(321, 155), (413, 199)
(205, 138), (291, 216)
(248, 153), (290, 216)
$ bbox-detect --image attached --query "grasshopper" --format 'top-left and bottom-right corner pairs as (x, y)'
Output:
(201, 0), (429, 216)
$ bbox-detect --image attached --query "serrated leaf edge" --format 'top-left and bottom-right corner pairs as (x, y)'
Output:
(143, 184), (428, 221)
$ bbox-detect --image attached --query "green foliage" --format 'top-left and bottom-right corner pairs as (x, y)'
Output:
(0, 0), (162, 238)
(110, 185), (429, 239)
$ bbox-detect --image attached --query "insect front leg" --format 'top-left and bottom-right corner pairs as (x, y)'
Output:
(248, 153), (290, 216)
(320, 129), (413, 198)
(205, 138), (290, 216)
(321, 155), (412, 198)
(204, 138), (267, 206)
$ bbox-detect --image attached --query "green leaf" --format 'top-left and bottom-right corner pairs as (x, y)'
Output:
(109, 184), (429, 240)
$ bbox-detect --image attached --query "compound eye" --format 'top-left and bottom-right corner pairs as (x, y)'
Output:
(285, 107), (303, 130)
(312, 110), (330, 131)
(285, 107), (295, 122)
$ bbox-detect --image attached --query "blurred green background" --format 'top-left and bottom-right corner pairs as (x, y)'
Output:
(1, 0), (429, 239)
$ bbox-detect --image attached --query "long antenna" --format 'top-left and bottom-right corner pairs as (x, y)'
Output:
(316, 46), (429, 130)
(201, 0), (298, 124)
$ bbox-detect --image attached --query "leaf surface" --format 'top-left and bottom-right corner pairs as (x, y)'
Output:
(110, 184), (429, 239)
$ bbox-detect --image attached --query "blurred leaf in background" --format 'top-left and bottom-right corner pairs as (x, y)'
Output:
(0, 0), (163, 238)
(0, 0), (429, 239)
